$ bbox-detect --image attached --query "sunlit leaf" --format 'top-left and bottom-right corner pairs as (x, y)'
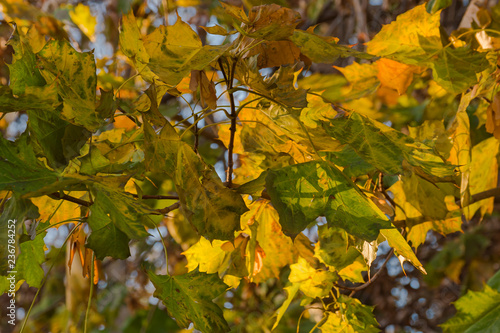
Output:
(442, 284), (500, 332)
(69, 4), (96, 41)
(466, 137), (499, 219)
(366, 4), (441, 65)
(380, 228), (425, 273)
(289, 257), (336, 298)
(272, 283), (300, 330)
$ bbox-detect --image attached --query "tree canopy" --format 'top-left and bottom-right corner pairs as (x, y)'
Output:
(1, 0), (500, 332)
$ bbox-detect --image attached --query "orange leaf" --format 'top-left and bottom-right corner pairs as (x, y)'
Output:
(376, 58), (420, 95)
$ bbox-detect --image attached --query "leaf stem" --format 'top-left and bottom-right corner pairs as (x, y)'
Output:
(84, 251), (95, 333)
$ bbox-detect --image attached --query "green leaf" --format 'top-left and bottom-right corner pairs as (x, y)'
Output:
(426, 0), (452, 14)
(96, 88), (117, 119)
(290, 30), (374, 64)
(236, 171), (268, 198)
(320, 295), (379, 332)
(88, 184), (153, 242)
(7, 26), (46, 95)
(389, 179), (461, 250)
(28, 104), (90, 169)
(148, 270), (230, 333)
(401, 174), (457, 220)
(314, 225), (364, 271)
(0, 133), (59, 196)
(16, 230), (46, 288)
(37, 39), (102, 130)
(326, 146), (376, 178)
(0, 85), (60, 113)
(272, 283), (300, 330)
(144, 122), (248, 241)
(86, 222), (131, 260)
(487, 269), (500, 291)
(441, 284), (500, 333)
(142, 19), (229, 87)
(266, 160), (391, 240)
(420, 38), (490, 94)
(0, 196), (39, 277)
(323, 112), (455, 180)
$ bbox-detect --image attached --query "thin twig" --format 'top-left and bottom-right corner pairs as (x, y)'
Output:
(334, 248), (394, 293)
(194, 112), (199, 153)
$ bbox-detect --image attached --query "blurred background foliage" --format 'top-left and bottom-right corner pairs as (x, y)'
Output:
(0, 0), (499, 332)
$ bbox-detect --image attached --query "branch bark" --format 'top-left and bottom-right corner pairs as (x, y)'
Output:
(155, 202), (181, 215)
(218, 57), (238, 186)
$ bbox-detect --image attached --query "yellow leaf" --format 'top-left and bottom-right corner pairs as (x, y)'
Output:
(366, 4), (441, 64)
(389, 180), (461, 249)
(486, 92), (500, 139)
(448, 94), (472, 207)
(300, 94), (337, 128)
(183, 237), (227, 273)
(289, 257), (336, 299)
(69, 4), (96, 41)
(31, 193), (84, 225)
(466, 137), (499, 219)
(380, 228), (426, 274)
(338, 259), (366, 283)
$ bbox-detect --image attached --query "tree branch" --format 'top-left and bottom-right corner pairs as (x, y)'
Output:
(155, 201), (180, 215)
(219, 57), (238, 186)
(469, 188), (500, 205)
(129, 193), (179, 200)
(49, 192), (92, 207)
